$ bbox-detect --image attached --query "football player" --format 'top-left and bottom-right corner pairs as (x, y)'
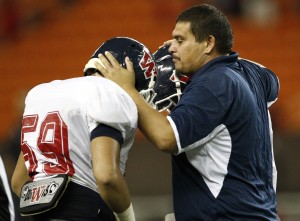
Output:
(11, 37), (157, 221)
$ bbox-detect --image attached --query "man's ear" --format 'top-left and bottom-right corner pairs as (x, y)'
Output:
(204, 35), (215, 54)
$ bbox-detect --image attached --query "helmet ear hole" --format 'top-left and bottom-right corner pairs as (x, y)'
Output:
(153, 45), (190, 112)
(84, 68), (101, 76)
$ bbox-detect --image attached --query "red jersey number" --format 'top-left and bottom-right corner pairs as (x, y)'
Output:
(21, 112), (75, 177)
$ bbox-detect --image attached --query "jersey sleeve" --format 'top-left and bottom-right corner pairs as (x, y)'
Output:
(84, 79), (138, 141)
(91, 123), (124, 145)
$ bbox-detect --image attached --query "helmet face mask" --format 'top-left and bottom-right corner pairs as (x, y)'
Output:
(84, 37), (157, 92)
(153, 45), (189, 112)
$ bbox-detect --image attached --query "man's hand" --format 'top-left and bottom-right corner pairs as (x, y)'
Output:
(159, 39), (175, 48)
(95, 51), (135, 90)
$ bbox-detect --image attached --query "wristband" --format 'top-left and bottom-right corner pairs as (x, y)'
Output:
(115, 203), (135, 221)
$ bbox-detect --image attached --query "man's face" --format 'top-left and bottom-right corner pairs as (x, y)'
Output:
(169, 22), (208, 76)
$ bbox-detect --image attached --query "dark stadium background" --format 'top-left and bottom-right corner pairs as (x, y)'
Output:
(0, 0), (299, 220)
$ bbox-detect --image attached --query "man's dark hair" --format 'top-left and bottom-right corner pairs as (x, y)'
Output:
(177, 4), (233, 54)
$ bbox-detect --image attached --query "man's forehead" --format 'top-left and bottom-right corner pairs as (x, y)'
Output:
(172, 22), (192, 38)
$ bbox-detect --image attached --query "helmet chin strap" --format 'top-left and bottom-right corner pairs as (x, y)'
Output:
(138, 69), (157, 108)
(139, 88), (157, 108)
(173, 71), (183, 102)
(147, 67), (157, 90)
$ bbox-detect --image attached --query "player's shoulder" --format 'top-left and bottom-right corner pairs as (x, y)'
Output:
(83, 76), (130, 96)
(82, 76), (136, 107)
(26, 80), (59, 97)
(82, 76), (118, 88)
(28, 76), (111, 92)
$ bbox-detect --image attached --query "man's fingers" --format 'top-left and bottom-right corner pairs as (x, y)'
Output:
(104, 51), (120, 67)
(164, 39), (174, 45)
(93, 55), (108, 76)
(125, 57), (134, 72)
(94, 52), (134, 84)
(159, 39), (175, 48)
(98, 53), (112, 69)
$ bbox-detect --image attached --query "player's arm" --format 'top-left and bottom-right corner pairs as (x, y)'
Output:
(91, 135), (135, 220)
(95, 52), (177, 153)
(11, 152), (31, 196)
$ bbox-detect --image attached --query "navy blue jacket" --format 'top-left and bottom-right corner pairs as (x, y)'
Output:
(168, 52), (279, 221)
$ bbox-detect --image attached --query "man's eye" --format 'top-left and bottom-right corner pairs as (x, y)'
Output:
(176, 39), (183, 44)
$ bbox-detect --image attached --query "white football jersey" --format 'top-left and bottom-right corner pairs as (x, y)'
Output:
(21, 76), (137, 192)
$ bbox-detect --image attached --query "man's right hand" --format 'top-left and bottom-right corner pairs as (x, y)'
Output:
(95, 51), (135, 91)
